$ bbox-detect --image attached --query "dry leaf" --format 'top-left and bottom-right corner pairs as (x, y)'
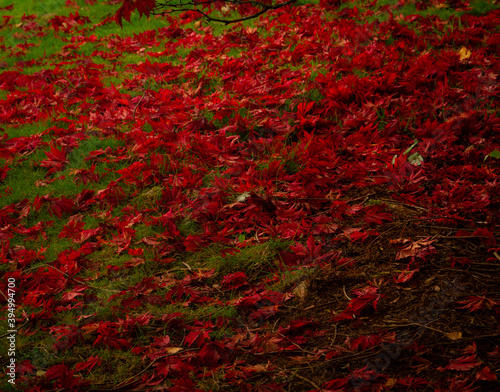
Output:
(446, 332), (462, 340)
(165, 347), (183, 354)
(386, 378), (397, 388)
(292, 280), (309, 304)
(459, 47), (471, 61)
(242, 364), (268, 372)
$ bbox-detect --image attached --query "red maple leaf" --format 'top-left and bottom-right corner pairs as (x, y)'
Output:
(115, 0), (156, 28)
(48, 196), (76, 218)
(0, 164), (9, 182)
(39, 145), (68, 174)
(446, 377), (478, 392)
(333, 285), (382, 322)
(476, 366), (497, 381)
(136, 0), (156, 17)
(185, 329), (210, 348)
(116, 161), (151, 187)
(34, 194), (76, 218)
(487, 346), (500, 359)
(169, 378), (204, 392)
(395, 238), (436, 260)
(75, 355), (102, 373)
(59, 216), (85, 240)
(45, 363), (88, 388)
(394, 268), (420, 284)
(363, 205), (393, 225)
(109, 227), (135, 253)
(61, 286), (86, 302)
(221, 271), (249, 290)
(438, 354), (482, 371)
(323, 377), (348, 390)
(12, 221), (50, 240)
(74, 189), (96, 211)
(70, 164), (100, 184)
(458, 296), (499, 312)
(17, 359), (36, 376)
(397, 377), (428, 388)
(349, 229), (371, 242)
(197, 341), (232, 367)
(346, 334), (382, 350)
(290, 235), (322, 261)
(248, 191), (276, 216)
(93, 322), (131, 350)
(115, 1), (133, 27)
(258, 334), (283, 353)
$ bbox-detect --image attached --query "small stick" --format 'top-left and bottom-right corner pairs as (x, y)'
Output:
(343, 286), (351, 300)
(132, 91), (147, 122)
(294, 373), (322, 390)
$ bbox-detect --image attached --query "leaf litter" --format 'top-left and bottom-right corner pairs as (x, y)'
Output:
(0, 0), (499, 391)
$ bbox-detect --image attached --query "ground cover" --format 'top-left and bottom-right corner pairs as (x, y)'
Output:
(0, 0), (499, 390)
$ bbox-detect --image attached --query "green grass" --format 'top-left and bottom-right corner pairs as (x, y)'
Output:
(2, 159), (91, 205)
(5, 0), (70, 16)
(65, 136), (125, 171)
(469, 0), (500, 15)
(336, 0), (500, 24)
(2, 121), (52, 139)
(180, 239), (291, 281)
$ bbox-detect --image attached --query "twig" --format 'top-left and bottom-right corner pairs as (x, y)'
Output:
(155, 0), (297, 25)
(23, 264), (87, 286)
(416, 235), (496, 240)
(0, 321), (29, 338)
(281, 336), (318, 355)
(342, 286), (351, 300)
(331, 324), (338, 345)
(294, 373), (321, 390)
(373, 322), (449, 336)
(132, 91), (147, 122)
(377, 197), (428, 212)
(88, 348), (196, 391)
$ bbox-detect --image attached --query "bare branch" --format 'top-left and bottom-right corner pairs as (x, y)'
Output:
(176, 0), (296, 25)
(115, 0), (297, 26)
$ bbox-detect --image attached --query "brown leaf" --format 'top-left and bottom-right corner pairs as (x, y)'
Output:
(446, 332), (462, 341)
(165, 347), (183, 354)
(292, 280), (309, 304)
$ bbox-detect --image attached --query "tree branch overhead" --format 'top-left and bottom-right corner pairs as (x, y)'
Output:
(115, 0), (297, 26)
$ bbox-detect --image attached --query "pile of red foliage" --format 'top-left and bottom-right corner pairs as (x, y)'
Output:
(0, 0), (499, 390)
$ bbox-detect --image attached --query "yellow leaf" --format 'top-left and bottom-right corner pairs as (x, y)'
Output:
(446, 331), (462, 340)
(386, 378), (397, 388)
(459, 47), (471, 61)
(165, 347), (183, 354)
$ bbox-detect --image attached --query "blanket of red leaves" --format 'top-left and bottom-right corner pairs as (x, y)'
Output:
(1, 0), (500, 391)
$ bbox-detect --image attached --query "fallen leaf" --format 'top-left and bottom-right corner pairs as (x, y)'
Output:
(446, 332), (462, 341)
(458, 46), (471, 61)
(476, 366), (497, 381)
(165, 347), (183, 354)
(386, 378), (397, 388)
(292, 280), (309, 304)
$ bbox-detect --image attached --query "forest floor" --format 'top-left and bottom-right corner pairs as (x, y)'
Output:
(0, 0), (499, 390)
